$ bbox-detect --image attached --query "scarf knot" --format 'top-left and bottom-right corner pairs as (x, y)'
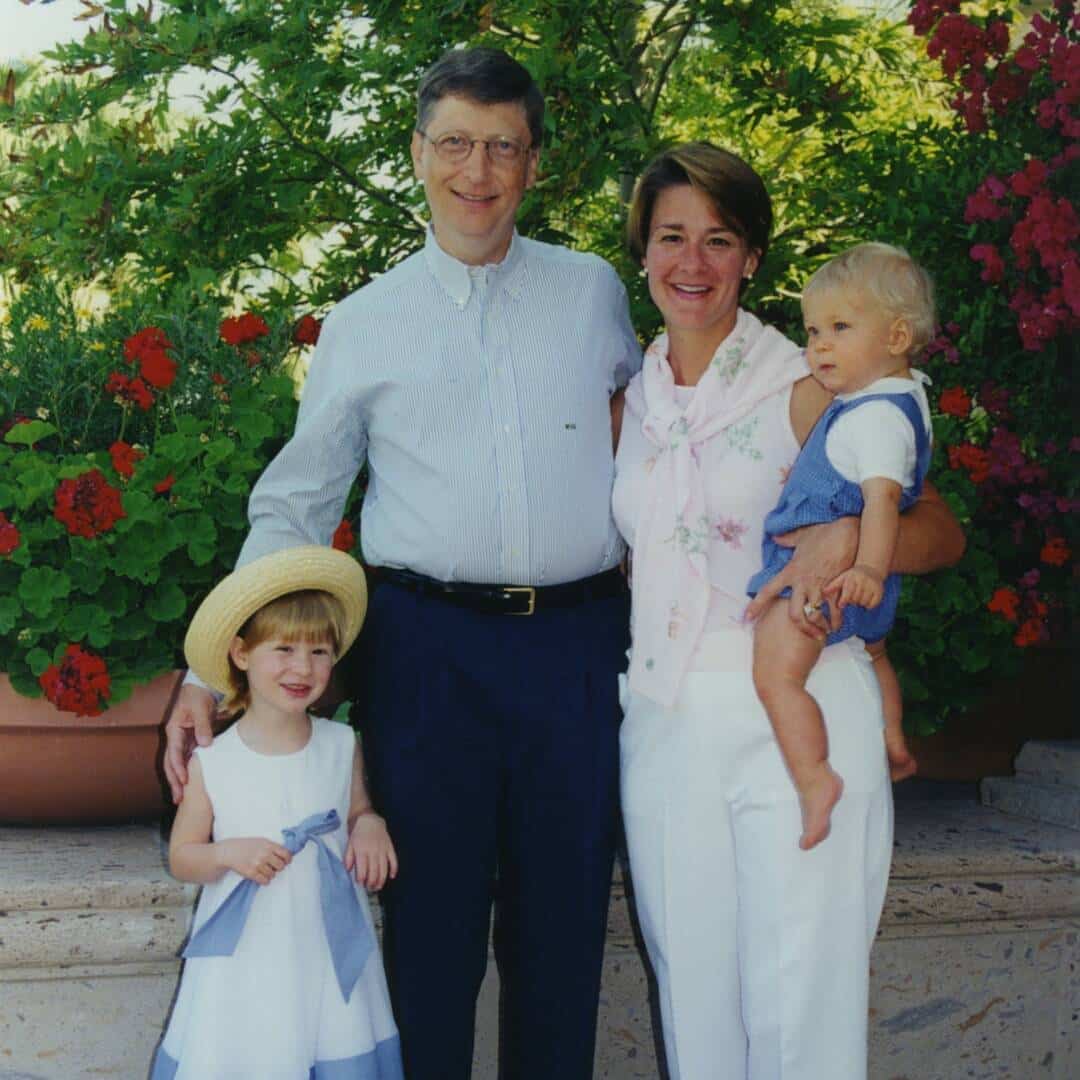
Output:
(626, 309), (808, 706)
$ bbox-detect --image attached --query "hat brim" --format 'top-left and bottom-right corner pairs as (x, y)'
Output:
(183, 546), (368, 695)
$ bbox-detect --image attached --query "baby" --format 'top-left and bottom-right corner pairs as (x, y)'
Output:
(748, 242), (932, 849)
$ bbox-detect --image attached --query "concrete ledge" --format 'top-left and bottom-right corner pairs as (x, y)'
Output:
(1014, 740), (1080, 787)
(981, 741), (1080, 832)
(1, 797), (1077, 1079)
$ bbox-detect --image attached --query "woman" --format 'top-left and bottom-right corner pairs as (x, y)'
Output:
(611, 143), (963, 1079)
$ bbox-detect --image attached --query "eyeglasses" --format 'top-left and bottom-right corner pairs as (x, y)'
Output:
(416, 129), (532, 165)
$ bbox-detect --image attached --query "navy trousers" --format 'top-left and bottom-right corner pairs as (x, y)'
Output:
(355, 580), (629, 1080)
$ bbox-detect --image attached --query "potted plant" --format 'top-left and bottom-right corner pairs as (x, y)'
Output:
(0, 278), (322, 821)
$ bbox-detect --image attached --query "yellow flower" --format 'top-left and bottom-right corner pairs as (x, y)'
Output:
(88, 341), (107, 352)
(25, 315), (49, 332)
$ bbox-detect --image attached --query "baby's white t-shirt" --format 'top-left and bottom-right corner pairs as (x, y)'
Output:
(824, 372), (933, 489)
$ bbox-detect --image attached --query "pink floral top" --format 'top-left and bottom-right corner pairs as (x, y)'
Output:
(614, 378), (800, 642)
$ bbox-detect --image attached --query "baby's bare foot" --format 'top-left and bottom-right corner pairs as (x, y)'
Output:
(885, 731), (918, 782)
(798, 766), (844, 850)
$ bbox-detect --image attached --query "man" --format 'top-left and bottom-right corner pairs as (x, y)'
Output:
(165, 47), (641, 1079)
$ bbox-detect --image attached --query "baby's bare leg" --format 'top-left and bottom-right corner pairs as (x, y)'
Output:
(753, 600), (844, 850)
(866, 640), (917, 782)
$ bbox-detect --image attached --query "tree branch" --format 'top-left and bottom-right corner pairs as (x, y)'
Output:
(638, 0), (686, 59)
(589, 11), (651, 137)
(645, 15), (697, 123)
(204, 61), (424, 230)
(490, 20), (543, 46)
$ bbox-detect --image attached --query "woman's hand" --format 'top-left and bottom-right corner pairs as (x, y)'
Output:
(745, 517), (859, 639)
(345, 811), (398, 891)
(218, 837), (293, 886)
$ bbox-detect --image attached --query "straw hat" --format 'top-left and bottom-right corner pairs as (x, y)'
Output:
(184, 545), (368, 694)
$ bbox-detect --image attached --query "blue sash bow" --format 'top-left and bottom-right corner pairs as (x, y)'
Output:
(182, 809), (373, 1003)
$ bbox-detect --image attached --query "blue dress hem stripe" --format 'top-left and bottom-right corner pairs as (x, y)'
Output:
(152, 1033), (404, 1079)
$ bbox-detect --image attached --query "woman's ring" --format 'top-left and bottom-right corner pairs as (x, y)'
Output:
(803, 601), (821, 618)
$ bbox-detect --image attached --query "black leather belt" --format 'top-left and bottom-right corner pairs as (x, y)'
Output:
(374, 567), (625, 616)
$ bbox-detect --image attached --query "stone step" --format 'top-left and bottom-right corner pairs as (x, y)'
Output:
(981, 775), (1080, 831)
(2, 795), (1078, 1080)
(1013, 739), (1080, 789)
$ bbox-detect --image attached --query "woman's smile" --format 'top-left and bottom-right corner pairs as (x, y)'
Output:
(643, 183), (759, 353)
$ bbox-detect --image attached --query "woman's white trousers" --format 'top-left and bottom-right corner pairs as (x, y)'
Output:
(620, 640), (892, 1080)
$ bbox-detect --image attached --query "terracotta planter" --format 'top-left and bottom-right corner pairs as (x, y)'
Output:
(907, 646), (1075, 782)
(0, 670), (182, 824)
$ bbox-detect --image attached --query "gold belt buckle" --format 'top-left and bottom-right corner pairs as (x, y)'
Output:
(504, 586), (536, 615)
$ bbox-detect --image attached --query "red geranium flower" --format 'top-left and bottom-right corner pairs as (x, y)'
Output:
(108, 440), (144, 479)
(124, 326), (173, 363)
(1040, 536), (1071, 566)
(0, 511), (20, 556)
(986, 586), (1020, 622)
(154, 473), (176, 495)
(938, 386), (972, 417)
(220, 313), (270, 347)
(1013, 617), (1044, 648)
(0, 413), (32, 439)
(105, 372), (155, 411)
(947, 443), (991, 484)
(39, 644), (111, 717)
(53, 469), (126, 539)
(293, 314), (321, 347)
(331, 519), (356, 552)
(124, 326), (178, 390)
(210, 372), (227, 386)
(139, 349), (178, 390)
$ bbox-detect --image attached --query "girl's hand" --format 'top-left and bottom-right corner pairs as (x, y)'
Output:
(345, 812), (398, 891)
(825, 564), (885, 611)
(219, 837), (293, 886)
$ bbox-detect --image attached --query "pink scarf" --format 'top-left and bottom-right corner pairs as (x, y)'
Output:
(625, 308), (808, 705)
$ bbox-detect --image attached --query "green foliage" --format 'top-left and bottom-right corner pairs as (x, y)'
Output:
(1, 1), (940, 316)
(2, 1), (1073, 730)
(0, 280), (307, 711)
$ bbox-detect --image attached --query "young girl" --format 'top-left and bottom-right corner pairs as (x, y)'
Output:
(748, 242), (932, 850)
(151, 545), (403, 1079)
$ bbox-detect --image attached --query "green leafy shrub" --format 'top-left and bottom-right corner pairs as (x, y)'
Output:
(0, 281), (319, 713)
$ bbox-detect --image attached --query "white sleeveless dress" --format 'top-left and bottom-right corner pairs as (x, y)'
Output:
(152, 718), (402, 1079)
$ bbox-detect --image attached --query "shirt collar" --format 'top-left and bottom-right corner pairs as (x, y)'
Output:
(423, 226), (527, 307)
(836, 369), (930, 402)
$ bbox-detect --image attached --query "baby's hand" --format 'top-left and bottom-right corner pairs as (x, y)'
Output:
(826, 564), (885, 610)
(345, 812), (398, 891)
(219, 837), (292, 886)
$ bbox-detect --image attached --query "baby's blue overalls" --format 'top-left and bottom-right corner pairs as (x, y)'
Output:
(747, 390), (932, 644)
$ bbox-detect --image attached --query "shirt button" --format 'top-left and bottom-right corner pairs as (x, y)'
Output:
(503, 424), (511, 434)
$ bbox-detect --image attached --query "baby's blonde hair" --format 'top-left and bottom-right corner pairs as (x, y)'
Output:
(222, 590), (347, 717)
(802, 242), (936, 358)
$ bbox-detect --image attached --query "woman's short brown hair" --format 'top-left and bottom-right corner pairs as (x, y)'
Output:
(627, 142), (773, 265)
